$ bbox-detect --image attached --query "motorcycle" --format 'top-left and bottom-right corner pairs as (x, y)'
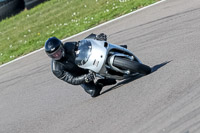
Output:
(75, 39), (151, 80)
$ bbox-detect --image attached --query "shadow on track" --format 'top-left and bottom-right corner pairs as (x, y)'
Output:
(101, 61), (171, 95)
(151, 61), (171, 73)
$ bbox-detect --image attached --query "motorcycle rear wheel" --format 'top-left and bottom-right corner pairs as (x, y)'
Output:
(113, 57), (151, 75)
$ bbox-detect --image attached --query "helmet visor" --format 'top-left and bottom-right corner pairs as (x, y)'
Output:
(47, 45), (64, 60)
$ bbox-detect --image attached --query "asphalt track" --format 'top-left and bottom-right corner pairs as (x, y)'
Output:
(1, 0), (200, 132)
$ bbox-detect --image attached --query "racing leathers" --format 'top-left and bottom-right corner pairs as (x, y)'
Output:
(51, 33), (116, 97)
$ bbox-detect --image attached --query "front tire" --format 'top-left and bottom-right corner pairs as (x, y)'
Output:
(113, 57), (151, 75)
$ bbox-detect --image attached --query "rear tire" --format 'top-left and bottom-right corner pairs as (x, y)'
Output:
(113, 57), (151, 75)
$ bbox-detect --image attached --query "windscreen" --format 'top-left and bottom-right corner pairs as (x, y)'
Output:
(75, 40), (92, 66)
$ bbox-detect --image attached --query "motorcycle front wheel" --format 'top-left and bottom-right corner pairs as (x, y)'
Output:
(113, 57), (151, 75)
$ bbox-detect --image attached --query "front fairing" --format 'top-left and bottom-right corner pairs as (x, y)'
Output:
(75, 39), (107, 73)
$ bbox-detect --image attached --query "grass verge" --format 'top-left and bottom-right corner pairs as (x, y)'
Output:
(0, 0), (158, 65)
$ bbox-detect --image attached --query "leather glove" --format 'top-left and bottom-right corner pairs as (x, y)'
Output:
(85, 71), (95, 83)
(96, 33), (107, 41)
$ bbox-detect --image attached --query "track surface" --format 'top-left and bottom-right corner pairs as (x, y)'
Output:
(1, 0), (200, 132)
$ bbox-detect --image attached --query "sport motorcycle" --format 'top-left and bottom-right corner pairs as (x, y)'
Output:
(75, 39), (151, 80)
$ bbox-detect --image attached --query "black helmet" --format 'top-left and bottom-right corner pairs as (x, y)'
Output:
(45, 37), (64, 60)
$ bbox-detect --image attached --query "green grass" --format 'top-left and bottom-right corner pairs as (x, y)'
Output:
(0, 0), (158, 65)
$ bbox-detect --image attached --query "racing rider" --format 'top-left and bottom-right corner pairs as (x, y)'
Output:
(44, 33), (120, 97)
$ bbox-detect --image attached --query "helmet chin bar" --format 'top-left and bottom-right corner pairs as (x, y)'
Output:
(48, 45), (64, 60)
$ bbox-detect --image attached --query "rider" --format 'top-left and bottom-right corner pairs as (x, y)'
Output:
(45, 33), (119, 97)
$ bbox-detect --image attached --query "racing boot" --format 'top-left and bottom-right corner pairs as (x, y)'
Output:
(84, 79), (117, 97)
(81, 82), (102, 97)
(91, 84), (103, 97)
(82, 79), (116, 97)
(91, 79), (116, 97)
(84, 86), (102, 97)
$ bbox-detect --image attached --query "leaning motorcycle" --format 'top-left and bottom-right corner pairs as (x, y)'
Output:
(75, 39), (151, 80)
